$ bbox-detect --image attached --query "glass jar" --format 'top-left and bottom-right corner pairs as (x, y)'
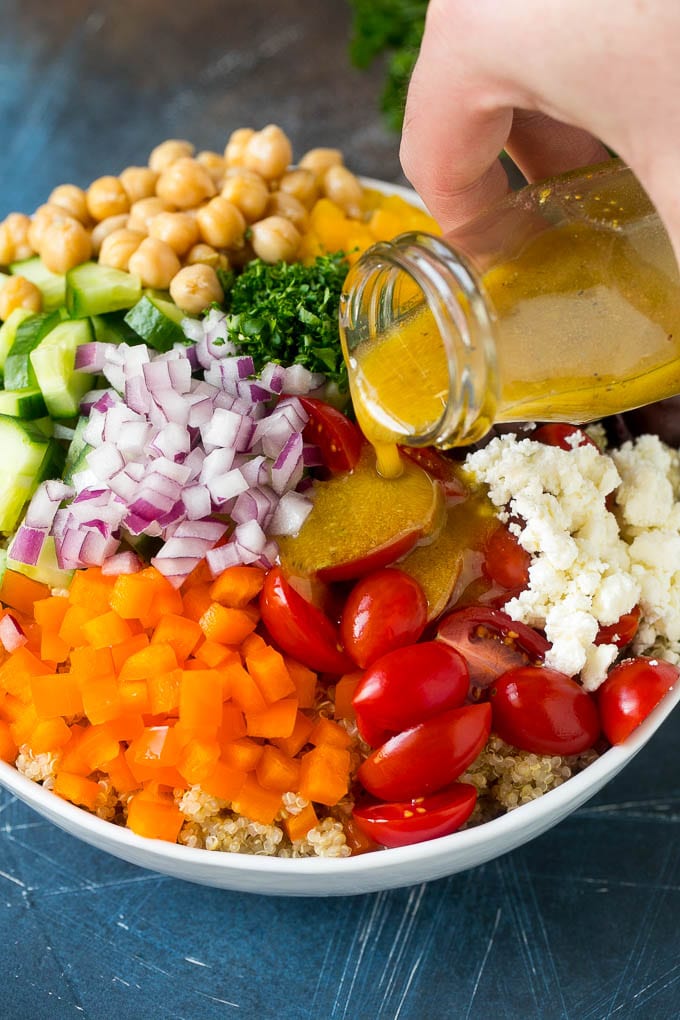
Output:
(339, 159), (680, 470)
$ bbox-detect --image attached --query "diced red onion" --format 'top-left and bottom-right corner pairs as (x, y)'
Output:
(101, 551), (142, 575)
(269, 490), (313, 536)
(0, 614), (27, 652)
(270, 431), (304, 495)
(8, 525), (47, 566)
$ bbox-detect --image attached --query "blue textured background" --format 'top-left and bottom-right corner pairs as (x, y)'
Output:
(1, 3), (679, 1017)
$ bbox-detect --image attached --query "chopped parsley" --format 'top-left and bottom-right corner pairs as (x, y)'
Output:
(219, 254), (349, 391)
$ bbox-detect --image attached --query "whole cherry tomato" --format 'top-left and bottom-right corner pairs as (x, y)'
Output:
(597, 656), (679, 744)
(357, 702), (491, 801)
(482, 522), (531, 591)
(352, 783), (478, 848)
(531, 423), (598, 451)
(340, 567), (428, 668)
(352, 641), (469, 747)
(595, 606), (641, 649)
(436, 605), (549, 698)
(489, 665), (600, 755)
(298, 397), (363, 473)
(260, 567), (354, 674)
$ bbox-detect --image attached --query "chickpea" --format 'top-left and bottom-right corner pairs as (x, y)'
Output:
(169, 264), (224, 313)
(196, 150), (227, 187)
(40, 217), (93, 274)
(299, 147), (343, 180)
(127, 196), (172, 234)
(196, 196), (246, 249)
(87, 176), (130, 221)
(224, 127), (255, 168)
(90, 214), (129, 255)
(278, 168), (319, 210)
(98, 228), (145, 271)
(0, 225), (14, 265)
(148, 138), (195, 174)
(3, 212), (34, 261)
(243, 124), (293, 181)
(250, 215), (301, 263)
(185, 243), (230, 271)
(156, 157), (216, 210)
(148, 211), (200, 256)
(0, 275), (42, 319)
(322, 165), (364, 217)
(48, 184), (90, 225)
(128, 236), (181, 289)
(28, 204), (71, 252)
(119, 166), (159, 204)
(265, 191), (309, 233)
(220, 170), (269, 222)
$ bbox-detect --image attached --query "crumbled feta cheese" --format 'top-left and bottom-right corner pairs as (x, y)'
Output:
(466, 435), (639, 689)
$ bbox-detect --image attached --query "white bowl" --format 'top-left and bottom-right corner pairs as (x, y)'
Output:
(1, 682), (678, 895)
(0, 177), (678, 895)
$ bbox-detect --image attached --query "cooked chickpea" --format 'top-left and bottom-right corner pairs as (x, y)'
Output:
(148, 211), (200, 256)
(220, 170), (269, 222)
(40, 217), (93, 274)
(28, 204), (71, 252)
(278, 168), (320, 210)
(196, 196), (246, 249)
(156, 157), (216, 210)
(87, 176), (130, 221)
(250, 215), (301, 263)
(91, 213), (129, 254)
(48, 184), (90, 225)
(127, 196), (172, 234)
(0, 275), (42, 319)
(265, 191), (309, 232)
(322, 165), (364, 216)
(169, 264), (224, 313)
(243, 125), (293, 181)
(128, 236), (181, 289)
(299, 147), (343, 180)
(119, 166), (159, 204)
(0, 225), (14, 265)
(3, 212), (34, 261)
(98, 228), (145, 271)
(196, 150), (227, 187)
(148, 138), (195, 174)
(185, 243), (230, 271)
(224, 127), (255, 168)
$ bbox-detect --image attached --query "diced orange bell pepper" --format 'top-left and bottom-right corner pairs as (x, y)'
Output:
(30, 671), (83, 720)
(221, 737), (264, 773)
(298, 745), (350, 806)
(245, 697), (298, 739)
(0, 718), (18, 762)
(343, 816), (380, 856)
(69, 723), (121, 773)
(69, 645), (115, 684)
(53, 771), (101, 811)
(33, 597), (70, 662)
(198, 602), (258, 645)
(181, 584), (213, 622)
(68, 567), (115, 615)
(256, 745), (301, 793)
(232, 775), (283, 826)
(111, 633), (149, 673)
(118, 643), (177, 683)
(0, 646), (51, 699)
(81, 610), (134, 649)
(284, 657), (317, 709)
(209, 565), (266, 608)
(218, 703), (247, 744)
(127, 787), (184, 842)
(151, 614), (203, 661)
(194, 640), (236, 669)
(284, 802), (319, 843)
(146, 668), (182, 716)
(225, 661), (267, 714)
(105, 749), (139, 794)
(177, 737), (220, 785)
(334, 673), (361, 722)
(308, 716), (352, 750)
(178, 669), (223, 736)
(81, 673), (121, 726)
(118, 680), (151, 715)
(272, 711), (314, 757)
(246, 645), (296, 704)
(58, 604), (99, 649)
(200, 760), (246, 802)
(0, 570), (50, 616)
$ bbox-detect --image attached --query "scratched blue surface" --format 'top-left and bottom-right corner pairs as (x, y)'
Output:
(1, 3), (679, 1017)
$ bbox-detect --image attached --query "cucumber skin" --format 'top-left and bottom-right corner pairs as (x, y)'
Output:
(4, 310), (61, 390)
(66, 262), (142, 317)
(0, 307), (34, 378)
(124, 293), (187, 351)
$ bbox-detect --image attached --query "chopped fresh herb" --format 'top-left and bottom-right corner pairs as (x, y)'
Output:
(220, 254), (349, 391)
(348, 0), (428, 132)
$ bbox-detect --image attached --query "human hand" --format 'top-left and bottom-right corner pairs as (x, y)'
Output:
(400, 0), (680, 259)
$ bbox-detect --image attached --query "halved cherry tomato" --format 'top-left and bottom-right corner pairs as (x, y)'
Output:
(340, 568), (427, 668)
(531, 423), (598, 451)
(595, 606), (641, 649)
(597, 656), (679, 744)
(357, 702), (491, 801)
(352, 641), (469, 747)
(436, 605), (549, 698)
(352, 783), (478, 848)
(259, 567), (354, 674)
(482, 523), (530, 591)
(298, 397), (363, 473)
(317, 531), (421, 584)
(400, 447), (468, 504)
(489, 665), (600, 755)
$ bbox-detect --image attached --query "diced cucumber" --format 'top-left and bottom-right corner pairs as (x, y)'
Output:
(91, 311), (142, 345)
(0, 387), (47, 419)
(0, 415), (64, 532)
(30, 318), (93, 418)
(0, 307), (34, 377)
(66, 262), (142, 317)
(8, 536), (73, 589)
(63, 415), (92, 484)
(4, 310), (61, 390)
(124, 292), (188, 351)
(9, 256), (66, 311)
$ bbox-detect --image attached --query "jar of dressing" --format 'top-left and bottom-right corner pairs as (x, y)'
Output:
(339, 159), (680, 478)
